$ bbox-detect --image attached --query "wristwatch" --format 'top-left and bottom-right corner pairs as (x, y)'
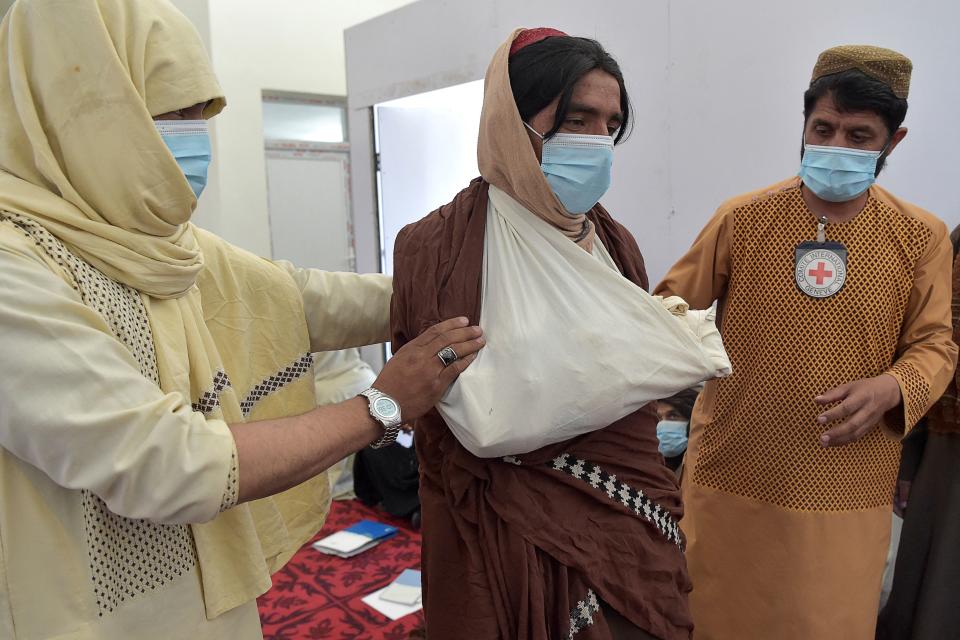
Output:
(359, 388), (402, 449)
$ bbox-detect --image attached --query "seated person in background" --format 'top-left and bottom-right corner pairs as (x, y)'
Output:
(354, 432), (421, 526)
(391, 28), (729, 640)
(655, 387), (701, 473)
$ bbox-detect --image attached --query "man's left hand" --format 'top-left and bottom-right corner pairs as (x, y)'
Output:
(815, 374), (903, 447)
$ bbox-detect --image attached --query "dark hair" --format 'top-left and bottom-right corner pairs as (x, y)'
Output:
(508, 36), (631, 144)
(661, 387), (701, 421)
(803, 70), (907, 174)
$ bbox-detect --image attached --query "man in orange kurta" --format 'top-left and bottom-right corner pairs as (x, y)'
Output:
(655, 45), (957, 639)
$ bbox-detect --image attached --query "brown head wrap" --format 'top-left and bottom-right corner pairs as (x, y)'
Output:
(478, 28), (597, 251)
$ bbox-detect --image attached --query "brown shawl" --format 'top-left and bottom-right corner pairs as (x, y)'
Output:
(391, 179), (692, 640)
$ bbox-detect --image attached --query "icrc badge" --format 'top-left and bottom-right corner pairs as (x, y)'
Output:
(794, 243), (847, 299)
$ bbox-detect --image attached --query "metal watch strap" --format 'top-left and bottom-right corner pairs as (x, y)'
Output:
(361, 388), (402, 449)
(370, 422), (401, 449)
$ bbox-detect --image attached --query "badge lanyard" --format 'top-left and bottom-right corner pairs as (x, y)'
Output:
(794, 216), (848, 299)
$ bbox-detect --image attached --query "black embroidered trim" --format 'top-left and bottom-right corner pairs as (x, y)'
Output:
(505, 453), (685, 549)
(192, 369), (231, 415)
(239, 353), (314, 417)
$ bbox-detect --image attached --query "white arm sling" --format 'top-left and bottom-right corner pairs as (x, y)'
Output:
(437, 186), (731, 458)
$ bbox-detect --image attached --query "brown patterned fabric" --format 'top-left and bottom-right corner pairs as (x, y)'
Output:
(689, 185), (932, 511)
(811, 44), (912, 98)
(392, 179), (689, 640)
(655, 176), (956, 640)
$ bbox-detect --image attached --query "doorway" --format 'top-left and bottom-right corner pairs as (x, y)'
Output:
(373, 80), (484, 275)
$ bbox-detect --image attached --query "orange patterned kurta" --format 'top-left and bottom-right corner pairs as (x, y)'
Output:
(655, 177), (957, 640)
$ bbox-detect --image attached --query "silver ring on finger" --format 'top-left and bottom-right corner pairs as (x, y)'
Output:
(437, 346), (459, 368)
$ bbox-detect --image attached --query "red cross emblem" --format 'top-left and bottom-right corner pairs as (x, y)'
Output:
(795, 247), (846, 298)
(807, 261), (834, 285)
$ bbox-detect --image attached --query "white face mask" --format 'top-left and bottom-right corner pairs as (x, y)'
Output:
(525, 122), (614, 215)
(154, 120), (211, 198)
(656, 420), (689, 458)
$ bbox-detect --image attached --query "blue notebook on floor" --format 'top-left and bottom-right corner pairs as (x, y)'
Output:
(348, 520), (398, 541)
(312, 519), (398, 558)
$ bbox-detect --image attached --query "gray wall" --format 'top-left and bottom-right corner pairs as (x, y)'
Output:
(346, 0), (960, 285)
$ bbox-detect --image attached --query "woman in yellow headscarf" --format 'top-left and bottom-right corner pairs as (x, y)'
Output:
(0, 1), (483, 638)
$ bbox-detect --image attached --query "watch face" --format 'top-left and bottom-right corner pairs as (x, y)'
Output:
(374, 397), (400, 420)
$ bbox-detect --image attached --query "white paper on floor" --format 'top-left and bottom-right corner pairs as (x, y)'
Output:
(361, 586), (424, 621)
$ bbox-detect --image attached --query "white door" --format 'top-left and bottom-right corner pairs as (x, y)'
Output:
(374, 81), (483, 275)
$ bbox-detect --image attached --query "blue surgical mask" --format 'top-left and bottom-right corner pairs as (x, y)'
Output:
(656, 420), (689, 458)
(155, 120), (212, 198)
(526, 123), (614, 215)
(798, 143), (884, 203)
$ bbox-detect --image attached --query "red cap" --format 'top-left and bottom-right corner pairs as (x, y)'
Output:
(509, 28), (568, 57)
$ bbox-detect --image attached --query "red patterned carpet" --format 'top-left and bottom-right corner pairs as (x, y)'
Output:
(257, 499), (424, 640)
